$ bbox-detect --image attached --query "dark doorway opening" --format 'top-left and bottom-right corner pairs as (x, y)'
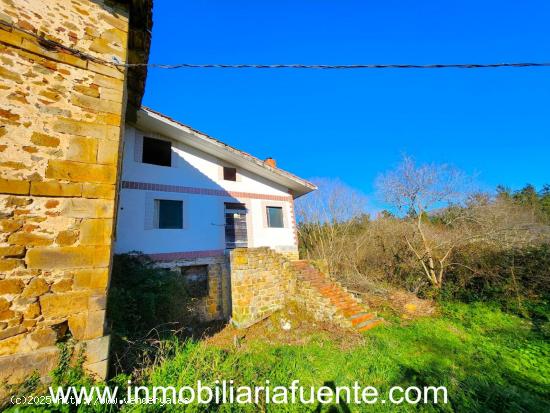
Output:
(224, 202), (248, 249)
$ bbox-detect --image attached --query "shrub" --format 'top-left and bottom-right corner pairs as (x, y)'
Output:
(107, 254), (194, 375)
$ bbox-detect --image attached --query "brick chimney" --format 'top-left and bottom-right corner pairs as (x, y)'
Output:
(264, 157), (276, 168)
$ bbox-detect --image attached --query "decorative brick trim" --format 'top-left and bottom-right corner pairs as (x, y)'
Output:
(288, 196), (299, 247)
(121, 180), (293, 202)
(148, 249), (225, 261)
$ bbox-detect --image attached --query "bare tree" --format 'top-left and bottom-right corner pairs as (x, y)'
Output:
(295, 178), (368, 274)
(376, 156), (471, 288)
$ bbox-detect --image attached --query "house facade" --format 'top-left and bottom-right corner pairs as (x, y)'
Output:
(115, 108), (316, 320)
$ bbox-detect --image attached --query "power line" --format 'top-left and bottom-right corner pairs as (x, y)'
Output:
(123, 62), (550, 70)
(2, 19), (549, 71)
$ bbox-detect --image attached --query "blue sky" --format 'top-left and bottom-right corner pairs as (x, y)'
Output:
(142, 0), (550, 206)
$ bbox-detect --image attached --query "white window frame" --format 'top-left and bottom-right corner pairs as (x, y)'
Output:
(261, 200), (289, 229)
(145, 192), (187, 230)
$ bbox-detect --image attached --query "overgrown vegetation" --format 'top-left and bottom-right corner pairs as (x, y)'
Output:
(142, 302), (550, 412)
(107, 254), (197, 376)
(297, 158), (550, 321)
(4, 158), (550, 412)
(5, 302), (549, 412)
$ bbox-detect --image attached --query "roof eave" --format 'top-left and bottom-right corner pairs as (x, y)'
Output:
(132, 108), (317, 199)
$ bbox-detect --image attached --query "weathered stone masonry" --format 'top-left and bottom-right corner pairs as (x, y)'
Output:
(0, 0), (151, 386)
(229, 248), (383, 332)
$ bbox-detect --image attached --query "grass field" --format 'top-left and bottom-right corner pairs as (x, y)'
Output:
(134, 302), (550, 412)
(5, 302), (550, 412)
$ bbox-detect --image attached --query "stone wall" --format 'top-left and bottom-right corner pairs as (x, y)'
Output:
(229, 248), (295, 328)
(0, 0), (137, 385)
(201, 261), (231, 321)
(151, 256), (232, 323)
(228, 248), (375, 330)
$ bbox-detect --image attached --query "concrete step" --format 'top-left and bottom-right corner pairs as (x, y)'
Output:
(355, 317), (383, 332)
(349, 312), (377, 326)
(295, 260), (383, 333)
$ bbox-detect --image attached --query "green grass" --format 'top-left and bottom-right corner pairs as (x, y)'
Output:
(6, 302), (550, 412)
(131, 302), (550, 412)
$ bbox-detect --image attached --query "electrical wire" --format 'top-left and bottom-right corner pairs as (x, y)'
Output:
(124, 62), (550, 70)
(2, 19), (549, 71)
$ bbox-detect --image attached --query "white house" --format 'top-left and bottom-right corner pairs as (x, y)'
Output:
(114, 107), (316, 319)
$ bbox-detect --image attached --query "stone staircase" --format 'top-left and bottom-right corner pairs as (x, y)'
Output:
(290, 260), (383, 332)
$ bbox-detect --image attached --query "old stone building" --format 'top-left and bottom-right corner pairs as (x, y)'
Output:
(0, 0), (152, 384)
(0, 0), (382, 389)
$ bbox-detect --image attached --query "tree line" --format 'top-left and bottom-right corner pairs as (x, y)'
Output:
(296, 157), (550, 317)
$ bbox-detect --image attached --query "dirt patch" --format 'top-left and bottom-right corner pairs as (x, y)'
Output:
(205, 301), (365, 350)
(360, 288), (436, 319)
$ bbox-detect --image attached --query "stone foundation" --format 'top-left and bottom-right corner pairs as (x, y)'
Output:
(228, 248), (380, 331)
(229, 248), (295, 328)
(153, 256), (231, 322)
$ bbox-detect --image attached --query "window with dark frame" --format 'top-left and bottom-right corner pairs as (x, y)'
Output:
(157, 199), (183, 229)
(142, 136), (172, 167)
(181, 265), (208, 298)
(223, 166), (237, 181)
(266, 206), (284, 228)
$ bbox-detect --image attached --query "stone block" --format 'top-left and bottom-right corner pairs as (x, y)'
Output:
(46, 160), (117, 184)
(66, 136), (98, 163)
(8, 232), (53, 247)
(100, 86), (124, 103)
(84, 359), (109, 380)
(97, 140), (119, 165)
(0, 309), (16, 321)
(23, 302), (41, 319)
(85, 310), (106, 339)
(60, 198), (114, 219)
(87, 61), (124, 80)
(52, 118), (120, 140)
(82, 183), (115, 199)
(31, 132), (59, 147)
(0, 179), (29, 195)
(90, 38), (120, 57)
(39, 291), (89, 318)
(26, 246), (110, 269)
(81, 335), (110, 364)
(21, 278), (50, 297)
(92, 73), (123, 89)
(51, 278), (73, 293)
(55, 230), (79, 246)
(28, 328), (57, 349)
(30, 181), (82, 197)
(0, 245), (25, 257)
(0, 219), (23, 233)
(0, 278), (24, 294)
(71, 93), (122, 115)
(0, 346), (59, 385)
(73, 84), (100, 98)
(88, 294), (107, 311)
(0, 329), (26, 355)
(68, 312), (87, 339)
(73, 268), (109, 290)
(79, 218), (112, 245)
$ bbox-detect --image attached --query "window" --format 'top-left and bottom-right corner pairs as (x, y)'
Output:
(223, 166), (237, 181)
(142, 136), (171, 166)
(266, 206), (284, 228)
(156, 199), (183, 229)
(181, 265), (208, 298)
